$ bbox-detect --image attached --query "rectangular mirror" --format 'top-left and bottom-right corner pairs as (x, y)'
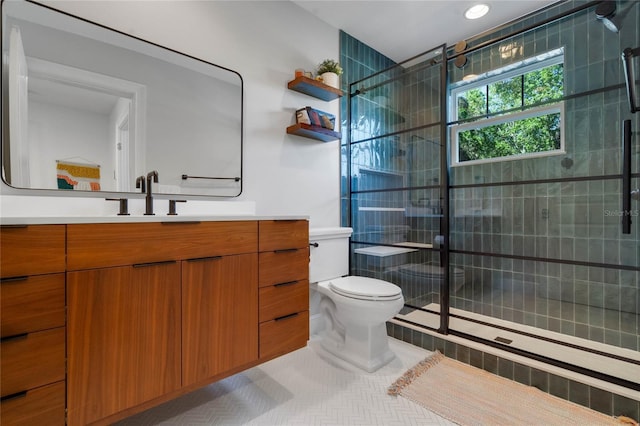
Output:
(2, 0), (243, 198)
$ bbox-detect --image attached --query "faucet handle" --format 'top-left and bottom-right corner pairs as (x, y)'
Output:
(105, 198), (130, 216)
(168, 199), (187, 216)
(135, 176), (146, 193)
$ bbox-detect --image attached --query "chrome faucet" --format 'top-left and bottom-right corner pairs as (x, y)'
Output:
(144, 170), (159, 215)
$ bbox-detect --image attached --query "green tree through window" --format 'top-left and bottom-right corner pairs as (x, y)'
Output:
(451, 53), (564, 164)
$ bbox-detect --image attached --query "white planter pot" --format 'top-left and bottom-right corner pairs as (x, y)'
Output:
(321, 72), (339, 89)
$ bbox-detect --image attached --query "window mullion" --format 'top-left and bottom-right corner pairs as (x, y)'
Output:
(485, 85), (489, 117)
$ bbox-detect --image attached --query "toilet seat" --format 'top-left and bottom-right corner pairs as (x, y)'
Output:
(328, 276), (402, 301)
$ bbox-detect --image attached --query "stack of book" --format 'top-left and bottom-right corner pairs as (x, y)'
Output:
(295, 107), (335, 130)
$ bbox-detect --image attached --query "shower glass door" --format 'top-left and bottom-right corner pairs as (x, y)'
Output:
(347, 46), (449, 332)
(446, 2), (639, 388)
(343, 1), (639, 390)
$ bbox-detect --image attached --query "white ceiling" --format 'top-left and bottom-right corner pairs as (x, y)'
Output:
(292, 0), (559, 63)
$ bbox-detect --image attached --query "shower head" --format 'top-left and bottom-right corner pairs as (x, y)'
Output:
(596, 1), (636, 33)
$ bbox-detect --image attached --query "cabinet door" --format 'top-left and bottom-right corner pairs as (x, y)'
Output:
(182, 253), (258, 386)
(66, 262), (181, 426)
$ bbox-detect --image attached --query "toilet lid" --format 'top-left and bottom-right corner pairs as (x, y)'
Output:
(328, 276), (402, 301)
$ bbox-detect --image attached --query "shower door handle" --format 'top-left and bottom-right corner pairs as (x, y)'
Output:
(622, 47), (640, 114)
(622, 119), (632, 234)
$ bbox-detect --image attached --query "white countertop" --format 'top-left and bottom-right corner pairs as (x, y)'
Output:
(0, 215), (308, 225)
(0, 195), (309, 225)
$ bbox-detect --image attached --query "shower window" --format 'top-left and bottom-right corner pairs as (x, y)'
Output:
(450, 50), (565, 165)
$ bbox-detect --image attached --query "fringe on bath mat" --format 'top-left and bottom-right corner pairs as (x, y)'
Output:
(387, 350), (445, 396)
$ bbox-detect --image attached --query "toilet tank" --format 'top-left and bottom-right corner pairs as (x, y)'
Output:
(309, 227), (353, 283)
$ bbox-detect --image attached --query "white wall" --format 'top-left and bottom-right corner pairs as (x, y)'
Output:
(2, 1), (341, 227)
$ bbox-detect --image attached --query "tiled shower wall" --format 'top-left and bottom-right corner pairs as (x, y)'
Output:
(339, 30), (397, 227)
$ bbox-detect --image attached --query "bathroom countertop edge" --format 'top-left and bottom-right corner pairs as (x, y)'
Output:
(0, 215), (309, 225)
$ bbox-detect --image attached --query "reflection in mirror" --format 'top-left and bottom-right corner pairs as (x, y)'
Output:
(2, 0), (243, 197)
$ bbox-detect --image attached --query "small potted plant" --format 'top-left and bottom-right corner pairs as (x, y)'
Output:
(317, 59), (343, 89)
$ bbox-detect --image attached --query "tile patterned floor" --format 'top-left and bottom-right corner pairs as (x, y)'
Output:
(116, 338), (454, 425)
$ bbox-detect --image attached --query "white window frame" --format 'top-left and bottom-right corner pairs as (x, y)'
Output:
(449, 51), (565, 167)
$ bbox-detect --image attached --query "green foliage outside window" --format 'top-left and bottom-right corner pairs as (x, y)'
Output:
(454, 62), (564, 162)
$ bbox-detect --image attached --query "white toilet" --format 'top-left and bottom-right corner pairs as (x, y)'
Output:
(309, 227), (405, 372)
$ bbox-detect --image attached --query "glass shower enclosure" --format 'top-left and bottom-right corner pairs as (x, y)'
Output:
(346, 45), (450, 332)
(344, 0), (639, 391)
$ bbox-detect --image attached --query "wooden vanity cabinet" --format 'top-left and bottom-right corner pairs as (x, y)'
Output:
(65, 221), (259, 425)
(1, 219), (307, 425)
(258, 220), (310, 360)
(0, 225), (66, 426)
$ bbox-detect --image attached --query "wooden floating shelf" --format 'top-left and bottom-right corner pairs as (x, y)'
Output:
(287, 76), (343, 101)
(286, 123), (341, 142)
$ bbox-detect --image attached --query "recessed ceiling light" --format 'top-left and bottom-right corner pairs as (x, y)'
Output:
(465, 4), (490, 20)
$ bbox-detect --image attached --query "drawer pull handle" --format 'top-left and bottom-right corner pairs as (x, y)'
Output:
(1, 333), (28, 343)
(274, 248), (298, 254)
(187, 256), (222, 263)
(274, 281), (299, 287)
(274, 312), (299, 322)
(0, 276), (28, 283)
(0, 224), (28, 229)
(132, 260), (177, 268)
(1, 391), (27, 402)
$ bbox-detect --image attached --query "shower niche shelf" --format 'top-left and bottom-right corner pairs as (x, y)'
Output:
(287, 76), (343, 101)
(286, 123), (341, 142)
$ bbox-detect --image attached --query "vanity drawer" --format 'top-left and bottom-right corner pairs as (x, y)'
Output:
(0, 225), (65, 278)
(1, 381), (65, 426)
(1, 328), (66, 397)
(1, 274), (66, 338)
(259, 280), (309, 322)
(258, 248), (309, 287)
(67, 221), (258, 270)
(259, 310), (309, 359)
(259, 220), (308, 252)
